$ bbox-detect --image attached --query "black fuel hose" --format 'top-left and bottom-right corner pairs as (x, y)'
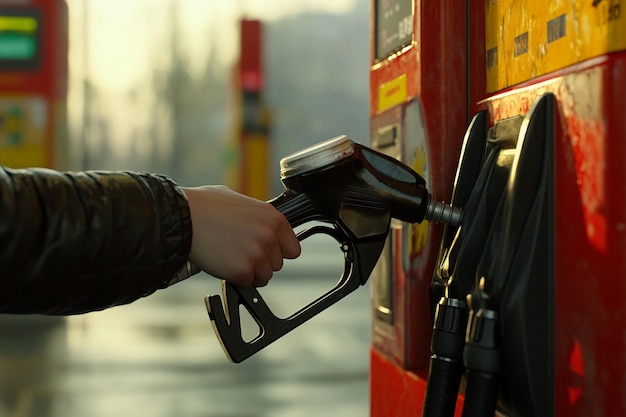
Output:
(461, 308), (501, 417)
(422, 297), (469, 417)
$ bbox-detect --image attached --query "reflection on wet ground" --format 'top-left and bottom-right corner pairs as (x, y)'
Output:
(0, 237), (371, 417)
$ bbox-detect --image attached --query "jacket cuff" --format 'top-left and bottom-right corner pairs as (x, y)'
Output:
(156, 175), (194, 288)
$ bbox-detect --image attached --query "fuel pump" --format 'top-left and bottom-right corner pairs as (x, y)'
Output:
(369, 0), (626, 416)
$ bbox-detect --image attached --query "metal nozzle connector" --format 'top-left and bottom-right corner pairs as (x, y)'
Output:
(425, 198), (462, 227)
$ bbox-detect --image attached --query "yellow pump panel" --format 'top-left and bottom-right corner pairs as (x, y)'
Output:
(486, 0), (626, 92)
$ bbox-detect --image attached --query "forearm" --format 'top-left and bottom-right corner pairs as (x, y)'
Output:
(0, 167), (192, 315)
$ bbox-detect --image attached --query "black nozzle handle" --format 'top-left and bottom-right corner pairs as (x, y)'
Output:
(207, 185), (391, 362)
(206, 192), (388, 363)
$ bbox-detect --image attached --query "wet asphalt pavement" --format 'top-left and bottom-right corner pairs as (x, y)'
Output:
(0, 236), (371, 417)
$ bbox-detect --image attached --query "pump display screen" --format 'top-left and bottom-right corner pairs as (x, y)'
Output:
(375, 0), (413, 61)
(0, 10), (41, 70)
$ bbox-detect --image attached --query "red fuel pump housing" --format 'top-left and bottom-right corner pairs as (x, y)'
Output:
(472, 2), (626, 415)
(370, 1), (626, 416)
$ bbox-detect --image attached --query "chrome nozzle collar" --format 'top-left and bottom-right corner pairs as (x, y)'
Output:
(280, 135), (354, 179)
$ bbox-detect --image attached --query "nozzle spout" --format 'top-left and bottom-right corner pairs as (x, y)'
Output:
(425, 198), (462, 227)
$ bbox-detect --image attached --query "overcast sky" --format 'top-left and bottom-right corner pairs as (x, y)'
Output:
(63, 0), (362, 164)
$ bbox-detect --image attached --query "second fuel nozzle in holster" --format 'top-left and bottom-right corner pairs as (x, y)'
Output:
(206, 135), (461, 362)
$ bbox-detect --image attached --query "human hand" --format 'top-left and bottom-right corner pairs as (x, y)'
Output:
(181, 186), (301, 287)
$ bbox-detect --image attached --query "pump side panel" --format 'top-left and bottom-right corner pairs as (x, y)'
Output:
(479, 55), (626, 417)
(370, 0), (626, 415)
(473, 0), (626, 415)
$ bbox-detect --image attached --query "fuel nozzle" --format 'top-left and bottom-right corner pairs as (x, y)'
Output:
(207, 135), (465, 363)
(426, 198), (463, 227)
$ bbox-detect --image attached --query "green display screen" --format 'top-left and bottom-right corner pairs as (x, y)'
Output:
(0, 32), (37, 60)
(0, 12), (41, 70)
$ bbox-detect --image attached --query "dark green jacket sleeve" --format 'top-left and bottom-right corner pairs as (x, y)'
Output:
(0, 167), (193, 315)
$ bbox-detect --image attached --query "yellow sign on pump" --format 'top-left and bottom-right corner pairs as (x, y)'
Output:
(486, 0), (626, 92)
(378, 74), (408, 113)
(0, 16), (38, 32)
